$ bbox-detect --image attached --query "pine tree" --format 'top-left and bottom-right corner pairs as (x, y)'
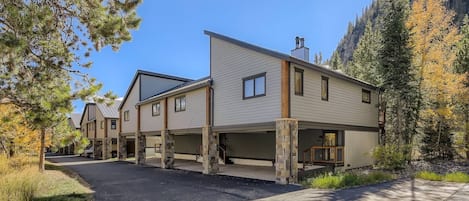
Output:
(314, 52), (323, 65)
(407, 0), (465, 160)
(349, 20), (382, 85)
(378, 0), (418, 162)
(0, 0), (141, 171)
(454, 15), (469, 159)
(330, 51), (344, 71)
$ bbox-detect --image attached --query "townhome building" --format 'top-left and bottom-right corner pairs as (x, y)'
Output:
(80, 101), (121, 159)
(118, 31), (381, 184)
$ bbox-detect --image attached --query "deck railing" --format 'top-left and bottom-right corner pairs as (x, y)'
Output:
(303, 146), (344, 166)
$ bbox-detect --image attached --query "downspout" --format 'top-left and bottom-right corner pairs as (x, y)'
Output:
(210, 81), (214, 127)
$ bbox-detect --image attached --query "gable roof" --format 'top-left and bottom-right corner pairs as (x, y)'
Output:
(79, 102), (96, 126)
(137, 77), (212, 106)
(204, 30), (377, 90)
(119, 70), (193, 110)
(97, 100), (121, 119)
(69, 113), (82, 129)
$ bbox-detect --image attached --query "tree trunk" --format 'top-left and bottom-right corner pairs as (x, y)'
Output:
(39, 128), (46, 172)
(465, 104), (469, 160)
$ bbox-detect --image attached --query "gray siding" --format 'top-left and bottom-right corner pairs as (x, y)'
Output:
(211, 37), (282, 126)
(140, 74), (186, 101)
(290, 64), (379, 128)
(167, 88), (207, 130)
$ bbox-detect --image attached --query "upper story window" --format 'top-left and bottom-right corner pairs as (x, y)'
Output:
(100, 121), (104, 129)
(111, 120), (117, 130)
(124, 110), (129, 121)
(152, 102), (161, 116)
(175, 96), (186, 112)
(362, 89), (371, 104)
(294, 68), (304, 96)
(243, 73), (266, 99)
(321, 76), (329, 101)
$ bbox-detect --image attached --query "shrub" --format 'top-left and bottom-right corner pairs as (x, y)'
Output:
(372, 144), (407, 170)
(443, 172), (469, 183)
(415, 171), (442, 181)
(310, 171), (394, 189)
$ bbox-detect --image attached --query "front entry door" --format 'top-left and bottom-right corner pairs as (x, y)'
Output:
(323, 131), (337, 161)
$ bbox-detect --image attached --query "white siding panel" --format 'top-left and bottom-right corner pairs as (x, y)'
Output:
(140, 102), (164, 132)
(168, 88), (206, 130)
(121, 77), (139, 134)
(211, 38), (282, 126)
(291, 64), (379, 128)
(344, 130), (378, 169)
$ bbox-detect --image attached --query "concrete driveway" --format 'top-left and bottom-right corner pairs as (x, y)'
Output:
(258, 178), (469, 201)
(45, 154), (301, 201)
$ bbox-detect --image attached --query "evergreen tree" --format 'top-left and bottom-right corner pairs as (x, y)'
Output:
(349, 20), (382, 85)
(314, 52), (323, 65)
(0, 0), (141, 171)
(378, 0), (418, 162)
(330, 51), (344, 71)
(454, 15), (469, 159)
(407, 0), (465, 160)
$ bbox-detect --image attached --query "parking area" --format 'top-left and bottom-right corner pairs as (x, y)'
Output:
(46, 154), (301, 201)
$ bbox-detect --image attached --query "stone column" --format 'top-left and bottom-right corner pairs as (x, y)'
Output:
(275, 118), (298, 184)
(136, 132), (146, 165)
(118, 135), (127, 160)
(92, 139), (99, 159)
(202, 126), (219, 174)
(161, 129), (174, 169)
(102, 138), (112, 160)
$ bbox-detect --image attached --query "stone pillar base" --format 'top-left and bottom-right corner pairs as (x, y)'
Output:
(102, 138), (112, 160)
(118, 135), (127, 160)
(203, 126), (219, 174)
(136, 132), (146, 165)
(161, 129), (174, 169)
(275, 118), (298, 184)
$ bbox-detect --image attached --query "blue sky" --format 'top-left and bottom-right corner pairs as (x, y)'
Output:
(73, 0), (372, 113)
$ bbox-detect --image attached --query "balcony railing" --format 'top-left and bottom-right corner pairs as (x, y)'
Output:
(303, 146), (344, 166)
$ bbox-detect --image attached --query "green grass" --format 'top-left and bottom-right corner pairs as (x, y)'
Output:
(443, 172), (469, 183)
(415, 171), (469, 183)
(310, 171), (394, 189)
(33, 162), (93, 201)
(415, 171), (443, 181)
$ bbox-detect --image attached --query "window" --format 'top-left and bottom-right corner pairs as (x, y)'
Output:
(111, 120), (116, 130)
(243, 73), (266, 99)
(362, 89), (371, 104)
(175, 96), (186, 112)
(294, 68), (304, 96)
(152, 102), (160, 116)
(124, 110), (129, 121)
(100, 121), (104, 129)
(321, 76), (329, 101)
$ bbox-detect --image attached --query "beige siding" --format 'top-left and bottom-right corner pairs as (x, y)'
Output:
(167, 88), (206, 130)
(344, 130), (378, 169)
(121, 77), (139, 134)
(211, 37), (282, 126)
(107, 119), (119, 138)
(96, 109), (105, 139)
(140, 102), (164, 132)
(80, 108), (88, 136)
(290, 64), (379, 128)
